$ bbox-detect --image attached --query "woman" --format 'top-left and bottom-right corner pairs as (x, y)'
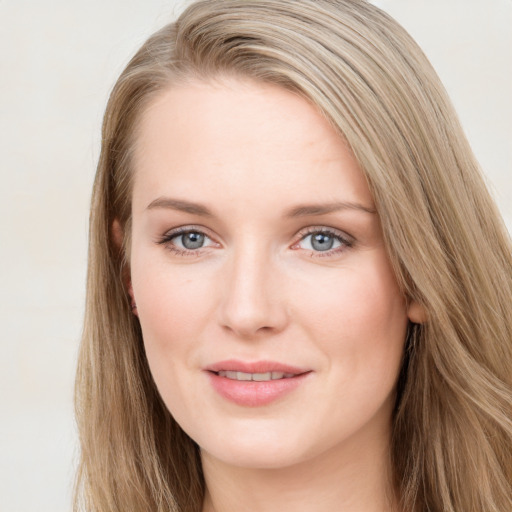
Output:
(75, 1), (512, 511)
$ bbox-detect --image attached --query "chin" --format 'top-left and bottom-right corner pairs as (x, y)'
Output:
(202, 442), (307, 470)
(195, 417), (323, 470)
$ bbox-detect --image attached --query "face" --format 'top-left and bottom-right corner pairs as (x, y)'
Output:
(128, 78), (413, 470)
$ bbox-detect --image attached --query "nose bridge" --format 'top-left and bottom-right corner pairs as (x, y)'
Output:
(218, 237), (286, 337)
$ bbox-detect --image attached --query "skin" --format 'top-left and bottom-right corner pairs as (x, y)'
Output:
(127, 77), (420, 512)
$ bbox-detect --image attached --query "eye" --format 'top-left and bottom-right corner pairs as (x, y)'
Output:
(304, 232), (339, 251)
(157, 227), (217, 255)
(293, 228), (353, 256)
(175, 231), (207, 250)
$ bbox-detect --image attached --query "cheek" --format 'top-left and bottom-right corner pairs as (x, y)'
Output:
(131, 262), (215, 418)
(132, 253), (211, 330)
(294, 257), (408, 376)
(287, 259), (408, 446)
(130, 254), (216, 378)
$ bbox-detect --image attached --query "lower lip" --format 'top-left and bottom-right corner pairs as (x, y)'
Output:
(206, 371), (311, 407)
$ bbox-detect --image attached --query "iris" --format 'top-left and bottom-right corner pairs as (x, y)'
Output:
(310, 232), (334, 251)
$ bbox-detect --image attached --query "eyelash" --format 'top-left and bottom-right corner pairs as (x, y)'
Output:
(156, 226), (354, 258)
(293, 227), (354, 258)
(156, 226), (216, 257)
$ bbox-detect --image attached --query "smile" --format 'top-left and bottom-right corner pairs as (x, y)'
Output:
(216, 371), (296, 381)
(205, 360), (311, 407)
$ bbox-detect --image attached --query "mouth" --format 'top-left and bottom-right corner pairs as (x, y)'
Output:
(205, 359), (309, 378)
(215, 371), (298, 381)
(205, 360), (312, 407)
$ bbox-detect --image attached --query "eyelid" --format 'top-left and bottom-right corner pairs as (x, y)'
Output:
(293, 225), (354, 243)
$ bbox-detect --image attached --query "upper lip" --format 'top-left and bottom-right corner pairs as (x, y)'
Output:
(205, 359), (310, 375)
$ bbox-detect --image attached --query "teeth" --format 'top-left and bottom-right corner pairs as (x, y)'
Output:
(217, 371), (295, 381)
(252, 372), (271, 381)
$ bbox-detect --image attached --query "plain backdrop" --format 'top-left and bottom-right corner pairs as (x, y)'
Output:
(0, 1), (510, 511)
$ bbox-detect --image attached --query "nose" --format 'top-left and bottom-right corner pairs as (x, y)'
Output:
(217, 244), (289, 339)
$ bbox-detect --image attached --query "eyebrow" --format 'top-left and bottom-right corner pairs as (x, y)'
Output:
(284, 201), (376, 217)
(146, 197), (376, 217)
(146, 197), (213, 216)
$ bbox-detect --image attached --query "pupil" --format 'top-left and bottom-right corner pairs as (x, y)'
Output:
(311, 233), (333, 251)
(182, 232), (204, 250)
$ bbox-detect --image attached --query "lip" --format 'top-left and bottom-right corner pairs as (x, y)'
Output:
(205, 359), (309, 375)
(204, 359), (312, 407)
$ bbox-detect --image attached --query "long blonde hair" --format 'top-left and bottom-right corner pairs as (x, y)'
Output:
(75, 1), (512, 510)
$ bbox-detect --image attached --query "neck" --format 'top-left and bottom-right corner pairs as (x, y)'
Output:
(201, 427), (398, 512)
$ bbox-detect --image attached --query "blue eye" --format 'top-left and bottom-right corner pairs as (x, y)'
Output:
(296, 229), (352, 255)
(158, 228), (215, 255)
(176, 231), (206, 250)
(309, 232), (337, 251)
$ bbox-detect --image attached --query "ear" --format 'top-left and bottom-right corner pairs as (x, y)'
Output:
(111, 218), (124, 250)
(407, 300), (427, 324)
(127, 281), (138, 316)
(112, 219), (138, 316)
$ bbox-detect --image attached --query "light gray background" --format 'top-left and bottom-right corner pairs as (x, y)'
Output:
(0, 1), (510, 511)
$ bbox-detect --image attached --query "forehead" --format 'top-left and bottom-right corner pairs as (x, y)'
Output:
(131, 78), (374, 215)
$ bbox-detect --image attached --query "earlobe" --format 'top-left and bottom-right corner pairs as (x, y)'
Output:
(407, 300), (427, 324)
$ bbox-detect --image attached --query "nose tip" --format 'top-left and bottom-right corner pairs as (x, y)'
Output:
(220, 303), (278, 338)
(217, 257), (288, 339)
